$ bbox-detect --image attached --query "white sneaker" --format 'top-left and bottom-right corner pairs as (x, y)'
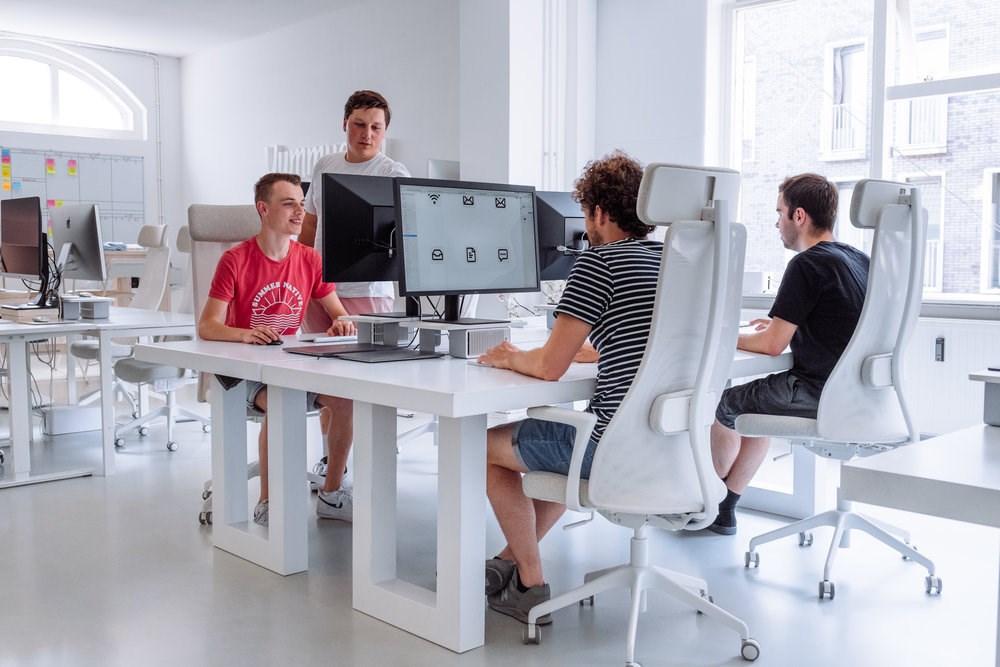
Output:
(253, 499), (268, 527)
(316, 487), (353, 522)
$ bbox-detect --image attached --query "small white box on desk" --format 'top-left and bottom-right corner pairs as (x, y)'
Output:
(79, 296), (113, 319)
(448, 326), (510, 358)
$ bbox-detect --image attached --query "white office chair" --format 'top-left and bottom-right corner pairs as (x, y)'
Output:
(519, 164), (760, 664)
(111, 225), (210, 452)
(70, 224), (172, 413)
(736, 179), (941, 600)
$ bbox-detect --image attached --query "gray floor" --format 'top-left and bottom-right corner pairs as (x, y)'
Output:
(0, 387), (997, 667)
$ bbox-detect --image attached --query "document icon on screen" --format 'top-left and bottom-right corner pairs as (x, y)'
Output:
(495, 197), (506, 208)
(466, 247), (477, 262)
(463, 195), (475, 205)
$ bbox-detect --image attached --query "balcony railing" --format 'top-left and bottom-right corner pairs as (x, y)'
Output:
(830, 103), (864, 153)
(924, 238), (941, 290)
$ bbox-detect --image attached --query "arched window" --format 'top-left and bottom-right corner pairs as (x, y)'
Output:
(0, 37), (146, 140)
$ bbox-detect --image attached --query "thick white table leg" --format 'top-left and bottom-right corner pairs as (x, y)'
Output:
(97, 329), (116, 476)
(8, 339), (32, 475)
(210, 379), (309, 575)
(353, 404), (487, 653)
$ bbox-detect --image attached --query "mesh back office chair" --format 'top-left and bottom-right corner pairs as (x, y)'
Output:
(518, 164), (760, 664)
(736, 179), (941, 599)
(70, 224), (172, 414)
(112, 225), (210, 451)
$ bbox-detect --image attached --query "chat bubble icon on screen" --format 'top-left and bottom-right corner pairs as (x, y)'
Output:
(497, 249), (509, 262)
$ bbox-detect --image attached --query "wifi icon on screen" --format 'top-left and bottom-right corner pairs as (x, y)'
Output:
(428, 193), (441, 204)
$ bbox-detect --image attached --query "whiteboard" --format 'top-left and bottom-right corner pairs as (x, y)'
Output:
(1, 147), (145, 244)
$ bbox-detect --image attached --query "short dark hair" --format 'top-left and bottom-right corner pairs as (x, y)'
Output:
(572, 150), (651, 238)
(778, 173), (839, 232)
(344, 90), (392, 127)
(253, 173), (301, 204)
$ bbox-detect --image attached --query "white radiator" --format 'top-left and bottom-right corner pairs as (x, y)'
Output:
(265, 140), (396, 180)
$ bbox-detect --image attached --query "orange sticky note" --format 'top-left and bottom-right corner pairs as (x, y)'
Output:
(2, 182), (10, 191)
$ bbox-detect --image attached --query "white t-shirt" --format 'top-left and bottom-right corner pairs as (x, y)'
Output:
(305, 152), (410, 299)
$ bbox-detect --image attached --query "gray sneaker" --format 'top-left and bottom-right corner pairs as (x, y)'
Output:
(317, 487), (353, 522)
(487, 567), (552, 625)
(253, 499), (268, 527)
(485, 557), (515, 596)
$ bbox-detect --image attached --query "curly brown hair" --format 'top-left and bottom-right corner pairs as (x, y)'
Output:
(572, 150), (651, 238)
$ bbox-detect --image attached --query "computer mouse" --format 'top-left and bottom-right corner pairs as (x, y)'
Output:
(33, 316), (50, 323)
(78, 292), (93, 298)
(266, 339), (284, 346)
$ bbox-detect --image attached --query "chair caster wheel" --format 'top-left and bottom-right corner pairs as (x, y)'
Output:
(131, 410), (140, 419)
(625, 662), (643, 667)
(925, 575), (942, 594)
(798, 531), (813, 547)
(202, 489), (212, 501)
(139, 426), (150, 437)
(744, 550), (759, 568)
(202, 424), (211, 433)
(819, 580), (835, 599)
(199, 511), (213, 525)
(522, 624), (541, 644)
(167, 441), (178, 452)
(0, 450), (4, 464)
(741, 638), (761, 661)
(114, 437), (126, 449)
(580, 595), (595, 606)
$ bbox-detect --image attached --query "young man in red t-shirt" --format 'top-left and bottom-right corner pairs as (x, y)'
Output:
(199, 172), (357, 526)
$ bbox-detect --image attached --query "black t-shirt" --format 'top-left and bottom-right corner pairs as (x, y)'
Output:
(769, 241), (870, 392)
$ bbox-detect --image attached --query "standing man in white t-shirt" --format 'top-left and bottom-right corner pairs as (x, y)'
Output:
(300, 89), (410, 333)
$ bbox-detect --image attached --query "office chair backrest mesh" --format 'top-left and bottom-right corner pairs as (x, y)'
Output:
(586, 164), (744, 523)
(816, 180), (927, 444)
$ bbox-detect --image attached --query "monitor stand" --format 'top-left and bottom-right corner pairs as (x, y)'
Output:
(422, 294), (509, 326)
(359, 297), (422, 320)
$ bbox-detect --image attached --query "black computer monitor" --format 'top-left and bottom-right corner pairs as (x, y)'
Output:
(50, 203), (107, 285)
(394, 177), (539, 325)
(0, 196), (51, 306)
(535, 190), (587, 281)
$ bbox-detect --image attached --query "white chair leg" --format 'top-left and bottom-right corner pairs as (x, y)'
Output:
(748, 508), (842, 552)
(842, 512), (935, 575)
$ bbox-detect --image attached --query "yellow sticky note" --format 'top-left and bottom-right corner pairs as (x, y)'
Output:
(68, 159), (78, 176)
(46, 158), (55, 174)
(1, 164), (9, 177)
(55, 200), (63, 206)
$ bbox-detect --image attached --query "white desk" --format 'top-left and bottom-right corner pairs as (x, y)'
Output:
(135, 333), (790, 653)
(0, 308), (195, 488)
(970, 369), (1000, 427)
(841, 424), (1000, 667)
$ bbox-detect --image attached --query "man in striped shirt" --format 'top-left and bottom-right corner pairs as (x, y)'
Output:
(476, 150), (663, 624)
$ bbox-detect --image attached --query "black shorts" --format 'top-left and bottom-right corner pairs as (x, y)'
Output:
(715, 371), (822, 430)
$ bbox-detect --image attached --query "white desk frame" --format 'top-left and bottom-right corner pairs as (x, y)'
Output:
(0, 308), (195, 488)
(136, 335), (790, 653)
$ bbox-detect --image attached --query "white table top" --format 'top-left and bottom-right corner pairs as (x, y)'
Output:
(842, 424), (1000, 529)
(970, 369), (1000, 384)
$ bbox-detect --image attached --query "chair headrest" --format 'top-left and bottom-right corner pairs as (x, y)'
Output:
(187, 204), (260, 243)
(176, 225), (191, 254)
(136, 224), (168, 249)
(637, 163), (741, 227)
(849, 178), (914, 229)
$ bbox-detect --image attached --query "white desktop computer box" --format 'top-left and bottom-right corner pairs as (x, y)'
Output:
(42, 405), (102, 435)
(448, 326), (510, 359)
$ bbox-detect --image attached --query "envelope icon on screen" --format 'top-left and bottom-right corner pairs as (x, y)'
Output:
(495, 197), (506, 208)
(463, 196), (475, 205)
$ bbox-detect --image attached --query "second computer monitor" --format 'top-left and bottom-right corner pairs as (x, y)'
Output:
(320, 173), (398, 285)
(535, 190), (587, 281)
(395, 177), (539, 324)
(50, 203), (107, 284)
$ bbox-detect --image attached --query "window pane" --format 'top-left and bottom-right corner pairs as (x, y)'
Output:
(56, 70), (127, 130)
(733, 0), (872, 286)
(898, 0), (1000, 81)
(0, 56), (52, 124)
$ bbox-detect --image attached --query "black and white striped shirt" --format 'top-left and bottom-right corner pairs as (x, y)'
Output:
(555, 238), (663, 446)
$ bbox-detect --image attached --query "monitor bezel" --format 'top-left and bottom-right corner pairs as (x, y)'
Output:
(50, 203), (107, 284)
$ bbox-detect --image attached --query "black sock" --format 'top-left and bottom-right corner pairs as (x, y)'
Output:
(713, 489), (741, 527)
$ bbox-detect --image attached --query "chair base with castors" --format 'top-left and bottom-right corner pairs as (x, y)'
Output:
(744, 484), (941, 599)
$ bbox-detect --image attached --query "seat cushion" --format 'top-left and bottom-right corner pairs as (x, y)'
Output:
(735, 413), (819, 439)
(113, 358), (185, 384)
(522, 471), (592, 506)
(70, 339), (133, 361)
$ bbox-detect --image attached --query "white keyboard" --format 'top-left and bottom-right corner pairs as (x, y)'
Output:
(466, 358), (494, 367)
(296, 333), (359, 344)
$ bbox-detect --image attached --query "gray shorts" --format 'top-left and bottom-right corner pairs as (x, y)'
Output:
(715, 371), (822, 430)
(245, 380), (322, 413)
(512, 417), (596, 480)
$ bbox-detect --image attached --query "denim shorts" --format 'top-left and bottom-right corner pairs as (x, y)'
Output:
(715, 371), (821, 430)
(245, 380), (321, 413)
(512, 417), (596, 480)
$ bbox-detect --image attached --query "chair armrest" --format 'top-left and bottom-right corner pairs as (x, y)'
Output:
(525, 406), (597, 511)
(649, 389), (716, 435)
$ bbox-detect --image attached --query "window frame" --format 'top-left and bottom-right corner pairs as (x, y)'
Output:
(0, 36), (146, 140)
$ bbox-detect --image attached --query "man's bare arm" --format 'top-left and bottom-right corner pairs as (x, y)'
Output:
(316, 291), (357, 336)
(736, 316), (796, 356)
(198, 297), (279, 344)
(477, 314), (592, 381)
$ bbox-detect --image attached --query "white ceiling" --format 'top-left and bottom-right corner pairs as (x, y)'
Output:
(0, 0), (355, 58)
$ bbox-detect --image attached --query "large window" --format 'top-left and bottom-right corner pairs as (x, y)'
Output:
(0, 37), (145, 140)
(728, 0), (1000, 300)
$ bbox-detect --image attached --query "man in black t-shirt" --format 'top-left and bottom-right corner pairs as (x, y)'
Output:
(708, 173), (870, 535)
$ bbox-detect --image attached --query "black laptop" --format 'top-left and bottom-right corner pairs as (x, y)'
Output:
(283, 342), (384, 358)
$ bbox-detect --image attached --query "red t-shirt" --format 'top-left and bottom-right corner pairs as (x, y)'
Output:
(208, 238), (335, 334)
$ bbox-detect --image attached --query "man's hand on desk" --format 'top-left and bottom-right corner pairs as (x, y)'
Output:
(743, 318), (771, 332)
(243, 325), (281, 345)
(477, 340), (520, 370)
(327, 318), (357, 336)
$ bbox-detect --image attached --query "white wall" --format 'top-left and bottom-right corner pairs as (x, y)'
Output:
(594, 0), (709, 165)
(180, 0), (461, 206)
